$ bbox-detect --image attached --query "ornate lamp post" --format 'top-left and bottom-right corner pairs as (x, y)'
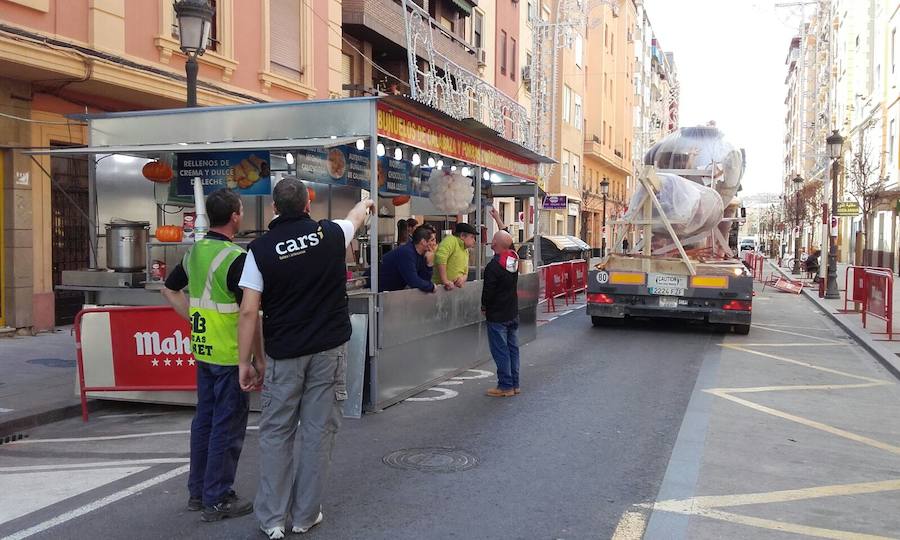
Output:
(792, 174), (804, 274)
(174, 0), (215, 107)
(824, 130), (845, 298)
(600, 177), (609, 256)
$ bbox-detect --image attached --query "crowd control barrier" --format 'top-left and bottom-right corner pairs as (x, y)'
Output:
(75, 306), (197, 421)
(539, 260), (588, 313)
(841, 266), (892, 313)
(862, 268), (895, 340)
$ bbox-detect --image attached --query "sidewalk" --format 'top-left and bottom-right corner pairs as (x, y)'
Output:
(0, 327), (95, 437)
(768, 258), (900, 380)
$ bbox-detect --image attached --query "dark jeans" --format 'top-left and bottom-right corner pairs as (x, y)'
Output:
(487, 319), (520, 390)
(189, 361), (250, 507)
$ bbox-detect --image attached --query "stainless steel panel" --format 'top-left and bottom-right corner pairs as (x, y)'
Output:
(341, 314), (368, 419)
(88, 99), (376, 147)
(61, 270), (145, 288)
(95, 155), (158, 233)
(379, 282), (485, 349)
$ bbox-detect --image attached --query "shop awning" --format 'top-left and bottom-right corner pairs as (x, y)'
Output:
(489, 181), (545, 199)
(542, 235), (591, 251)
(449, 0), (475, 15)
(23, 136), (367, 156)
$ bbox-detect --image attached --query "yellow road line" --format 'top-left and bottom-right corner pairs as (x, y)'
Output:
(754, 323), (839, 331)
(709, 383), (887, 394)
(698, 508), (894, 540)
(610, 510), (647, 540)
(752, 325), (844, 343)
(733, 342), (850, 347)
(722, 345), (889, 384)
(706, 389), (900, 455)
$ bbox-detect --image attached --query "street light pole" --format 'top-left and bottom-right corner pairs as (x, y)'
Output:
(792, 174), (804, 274)
(824, 129), (844, 298)
(174, 0), (214, 108)
(600, 177), (609, 257)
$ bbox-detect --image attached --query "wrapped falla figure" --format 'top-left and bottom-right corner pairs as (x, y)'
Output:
(428, 168), (475, 214)
(625, 124), (745, 255)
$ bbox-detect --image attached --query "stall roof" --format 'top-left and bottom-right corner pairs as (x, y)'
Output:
(24, 136), (365, 156)
(488, 180), (546, 199)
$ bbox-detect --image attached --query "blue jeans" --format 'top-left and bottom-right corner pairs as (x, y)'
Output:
(487, 319), (520, 390)
(189, 362), (249, 507)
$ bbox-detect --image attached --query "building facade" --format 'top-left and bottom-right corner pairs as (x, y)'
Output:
(0, 0), (342, 332)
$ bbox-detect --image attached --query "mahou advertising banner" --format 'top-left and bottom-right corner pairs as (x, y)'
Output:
(107, 308), (197, 388)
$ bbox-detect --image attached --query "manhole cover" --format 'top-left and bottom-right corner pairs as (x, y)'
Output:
(383, 447), (479, 473)
(26, 358), (75, 368)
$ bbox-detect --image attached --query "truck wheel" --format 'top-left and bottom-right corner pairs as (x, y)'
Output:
(733, 324), (751, 335)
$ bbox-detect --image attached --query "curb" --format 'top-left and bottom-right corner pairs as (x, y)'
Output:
(766, 261), (900, 381)
(0, 399), (105, 439)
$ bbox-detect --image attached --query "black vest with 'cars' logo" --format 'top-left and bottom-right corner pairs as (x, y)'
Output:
(249, 213), (351, 359)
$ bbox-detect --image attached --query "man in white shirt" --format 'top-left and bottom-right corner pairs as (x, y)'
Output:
(237, 177), (373, 539)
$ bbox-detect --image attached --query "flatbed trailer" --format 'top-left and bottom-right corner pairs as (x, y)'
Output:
(586, 165), (752, 334)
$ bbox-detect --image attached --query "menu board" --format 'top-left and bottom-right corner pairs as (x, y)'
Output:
(295, 146), (431, 197)
(175, 151), (272, 196)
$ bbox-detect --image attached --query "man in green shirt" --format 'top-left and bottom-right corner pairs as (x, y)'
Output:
(433, 222), (477, 290)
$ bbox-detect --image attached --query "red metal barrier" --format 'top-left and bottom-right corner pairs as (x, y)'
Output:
(841, 266), (892, 313)
(567, 260), (587, 302)
(75, 306), (197, 421)
(863, 268), (894, 340)
(541, 263), (570, 312)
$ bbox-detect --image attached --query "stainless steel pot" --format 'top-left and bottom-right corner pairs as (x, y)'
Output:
(105, 220), (149, 272)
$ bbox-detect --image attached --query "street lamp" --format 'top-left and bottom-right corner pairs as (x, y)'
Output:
(174, 0), (215, 107)
(824, 129), (845, 298)
(600, 177), (610, 256)
(792, 174), (803, 274)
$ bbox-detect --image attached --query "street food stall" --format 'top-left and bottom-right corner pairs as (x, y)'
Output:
(27, 96), (551, 416)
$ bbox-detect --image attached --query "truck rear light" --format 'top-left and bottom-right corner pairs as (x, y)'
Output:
(722, 300), (752, 311)
(587, 293), (615, 304)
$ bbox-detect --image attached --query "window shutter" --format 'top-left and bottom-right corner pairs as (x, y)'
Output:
(270, 0), (301, 78)
(341, 53), (352, 97)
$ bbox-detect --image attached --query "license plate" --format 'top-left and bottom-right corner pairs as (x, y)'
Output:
(658, 296), (679, 308)
(649, 286), (686, 296)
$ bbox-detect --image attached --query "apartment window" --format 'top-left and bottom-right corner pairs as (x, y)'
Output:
(473, 10), (483, 49)
(572, 154), (580, 188)
(524, 51), (533, 93)
(270, 0), (302, 78)
(527, 0), (536, 24)
(574, 94), (583, 129)
(341, 53), (352, 97)
(511, 38), (517, 80)
(563, 85), (572, 123)
(604, 74), (608, 95)
(892, 119), (896, 163)
(440, 16), (454, 32)
(500, 30), (508, 74)
(604, 24), (608, 48)
(892, 28), (896, 73)
(562, 150), (570, 186)
(575, 34), (583, 67)
(602, 121), (606, 144)
(611, 33), (614, 55)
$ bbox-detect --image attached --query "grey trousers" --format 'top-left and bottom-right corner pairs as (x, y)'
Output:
(254, 343), (347, 530)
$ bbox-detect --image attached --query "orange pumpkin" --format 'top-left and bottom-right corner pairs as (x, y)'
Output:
(391, 195), (410, 206)
(308, 187), (316, 202)
(156, 225), (183, 242)
(142, 160), (174, 182)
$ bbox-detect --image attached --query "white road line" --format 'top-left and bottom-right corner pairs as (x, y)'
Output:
(0, 458), (189, 473)
(0, 464), (190, 540)
(451, 369), (493, 380)
(0, 409), (13, 414)
(437, 380), (464, 385)
(97, 413), (169, 420)
(10, 426), (259, 445)
(405, 387), (459, 401)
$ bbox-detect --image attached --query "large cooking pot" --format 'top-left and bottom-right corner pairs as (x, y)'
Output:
(106, 220), (149, 272)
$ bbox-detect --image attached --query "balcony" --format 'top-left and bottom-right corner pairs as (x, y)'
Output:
(583, 134), (630, 175)
(343, 0), (479, 74)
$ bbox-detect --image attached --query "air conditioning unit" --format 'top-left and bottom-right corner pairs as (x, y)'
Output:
(521, 65), (530, 81)
(476, 48), (487, 67)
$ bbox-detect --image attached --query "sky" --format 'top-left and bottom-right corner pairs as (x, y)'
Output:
(643, 0), (803, 195)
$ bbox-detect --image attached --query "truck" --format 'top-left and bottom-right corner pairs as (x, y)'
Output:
(587, 125), (753, 334)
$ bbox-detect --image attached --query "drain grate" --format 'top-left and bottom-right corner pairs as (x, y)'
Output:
(0, 433), (28, 445)
(383, 447), (479, 473)
(26, 358), (75, 368)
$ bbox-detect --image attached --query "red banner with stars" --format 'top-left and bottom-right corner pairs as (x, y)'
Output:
(106, 308), (198, 388)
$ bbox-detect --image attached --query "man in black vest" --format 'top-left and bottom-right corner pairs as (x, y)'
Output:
(238, 177), (373, 539)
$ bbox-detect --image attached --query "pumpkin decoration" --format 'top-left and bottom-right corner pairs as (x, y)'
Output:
(142, 160), (173, 183)
(155, 225), (183, 242)
(391, 195), (410, 206)
(308, 187), (316, 202)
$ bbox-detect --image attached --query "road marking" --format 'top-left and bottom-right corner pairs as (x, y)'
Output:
(722, 345), (889, 383)
(611, 510), (647, 540)
(752, 325), (843, 343)
(706, 389), (900, 455)
(754, 323), (839, 331)
(5, 430), (191, 445)
(649, 478), (900, 540)
(0, 409), (13, 414)
(405, 387), (459, 401)
(451, 369), (493, 380)
(0, 464), (190, 540)
(0, 458), (188, 473)
(709, 382), (886, 394)
(437, 380), (464, 385)
(97, 413), (169, 420)
(731, 342), (849, 347)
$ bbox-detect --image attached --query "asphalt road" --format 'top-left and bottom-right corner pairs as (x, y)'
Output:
(0, 310), (722, 540)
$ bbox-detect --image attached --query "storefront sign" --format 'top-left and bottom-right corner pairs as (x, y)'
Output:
(835, 201), (861, 216)
(176, 151), (272, 196)
(377, 104), (539, 182)
(542, 195), (567, 210)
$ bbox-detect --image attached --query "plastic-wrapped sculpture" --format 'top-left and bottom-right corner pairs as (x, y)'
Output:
(428, 169), (475, 214)
(625, 125), (744, 254)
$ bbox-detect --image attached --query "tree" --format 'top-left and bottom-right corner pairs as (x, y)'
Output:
(802, 179), (825, 250)
(846, 125), (887, 264)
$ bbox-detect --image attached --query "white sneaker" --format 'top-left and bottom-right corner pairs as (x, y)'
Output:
(260, 525), (285, 539)
(291, 512), (324, 534)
